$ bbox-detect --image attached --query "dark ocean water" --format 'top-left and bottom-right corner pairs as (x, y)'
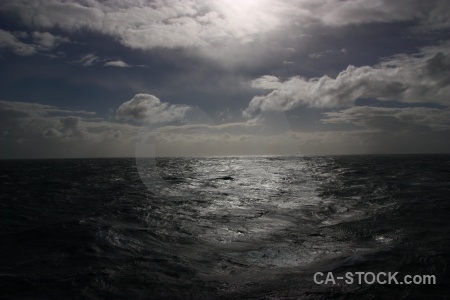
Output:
(1, 155), (449, 299)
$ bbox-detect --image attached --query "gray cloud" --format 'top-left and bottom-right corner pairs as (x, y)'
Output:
(0, 100), (137, 158)
(288, 128), (450, 155)
(300, 0), (450, 31)
(0, 100), (94, 118)
(76, 54), (134, 67)
(60, 116), (84, 138)
(116, 94), (191, 124)
(246, 41), (450, 114)
(0, 29), (69, 55)
(31, 31), (69, 51)
(0, 29), (35, 55)
(134, 110), (300, 157)
(323, 106), (450, 133)
(0, 99), (296, 158)
(2, 99), (449, 158)
(76, 53), (100, 66)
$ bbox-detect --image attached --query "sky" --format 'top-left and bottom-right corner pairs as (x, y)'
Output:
(0, 0), (449, 158)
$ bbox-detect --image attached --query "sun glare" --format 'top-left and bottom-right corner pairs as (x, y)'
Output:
(212, 0), (280, 37)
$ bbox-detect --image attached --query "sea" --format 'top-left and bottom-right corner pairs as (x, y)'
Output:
(0, 155), (449, 299)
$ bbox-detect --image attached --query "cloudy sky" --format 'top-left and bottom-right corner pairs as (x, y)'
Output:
(1, 0), (449, 158)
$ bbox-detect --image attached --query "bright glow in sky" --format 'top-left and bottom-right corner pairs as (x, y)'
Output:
(0, 0), (449, 158)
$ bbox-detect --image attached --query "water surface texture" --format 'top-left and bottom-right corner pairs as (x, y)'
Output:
(1, 155), (449, 299)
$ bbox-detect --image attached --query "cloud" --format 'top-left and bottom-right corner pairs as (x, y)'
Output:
(0, 99), (298, 158)
(1, 0), (448, 69)
(76, 53), (100, 66)
(151, 120), (262, 137)
(307, 48), (347, 59)
(76, 54), (132, 67)
(0, 29), (69, 55)
(60, 116), (84, 138)
(304, 0), (450, 31)
(250, 75), (282, 90)
(2, 99), (449, 158)
(31, 31), (69, 51)
(0, 0), (289, 49)
(246, 41), (450, 114)
(0, 29), (35, 55)
(0, 100), (94, 118)
(116, 94), (191, 124)
(136, 124), (450, 157)
(0, 100), (138, 158)
(134, 110), (300, 157)
(289, 128), (450, 155)
(1, 0), (448, 51)
(104, 60), (131, 67)
(308, 49), (333, 59)
(322, 106), (450, 132)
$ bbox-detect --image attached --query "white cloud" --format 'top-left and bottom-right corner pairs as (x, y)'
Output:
(104, 60), (131, 67)
(116, 94), (191, 124)
(0, 0), (290, 49)
(1, 0), (448, 51)
(246, 41), (450, 114)
(250, 75), (283, 90)
(1, 0), (448, 67)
